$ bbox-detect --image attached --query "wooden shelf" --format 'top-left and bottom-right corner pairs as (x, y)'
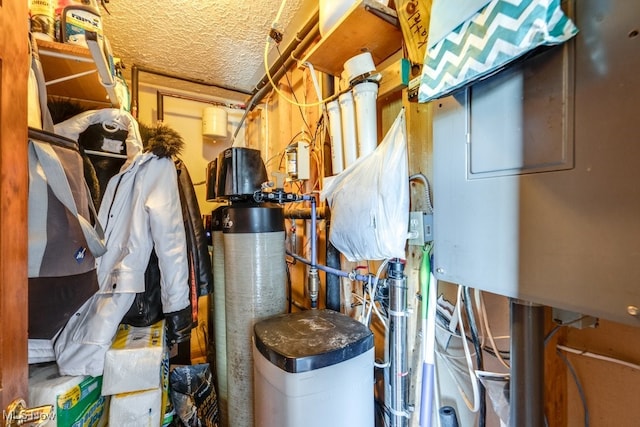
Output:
(302, 0), (403, 76)
(36, 38), (121, 108)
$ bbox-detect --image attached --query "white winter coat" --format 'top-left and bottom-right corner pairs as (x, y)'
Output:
(53, 109), (190, 376)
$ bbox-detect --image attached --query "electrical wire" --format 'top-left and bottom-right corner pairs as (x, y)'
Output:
(408, 173), (434, 214)
(264, 5), (330, 109)
(556, 348), (590, 427)
(434, 321), (509, 361)
(455, 284), (481, 412)
(463, 286), (486, 427)
(547, 344), (640, 425)
(276, 45), (313, 135)
(478, 290), (510, 370)
(262, 48), (331, 108)
(273, 0), (287, 26)
(542, 318), (598, 427)
(557, 344), (640, 372)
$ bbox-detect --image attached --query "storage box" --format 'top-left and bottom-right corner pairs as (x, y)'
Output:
(102, 320), (165, 396)
(253, 309), (374, 427)
(28, 363), (108, 427)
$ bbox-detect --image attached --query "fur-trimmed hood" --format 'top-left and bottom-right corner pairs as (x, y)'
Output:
(138, 122), (184, 159)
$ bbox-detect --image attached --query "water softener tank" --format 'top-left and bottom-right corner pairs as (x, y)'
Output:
(211, 207), (228, 427)
(223, 205), (286, 427)
(253, 309), (375, 427)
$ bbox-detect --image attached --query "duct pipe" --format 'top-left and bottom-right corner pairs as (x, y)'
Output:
(252, 9), (320, 95)
(155, 90), (245, 123)
(232, 21), (320, 141)
(232, 19), (320, 141)
(231, 16), (320, 141)
(509, 299), (544, 427)
(131, 64), (139, 118)
(130, 64), (250, 119)
(245, 22), (321, 112)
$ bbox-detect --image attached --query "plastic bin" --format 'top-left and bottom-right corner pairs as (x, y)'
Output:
(253, 309), (374, 427)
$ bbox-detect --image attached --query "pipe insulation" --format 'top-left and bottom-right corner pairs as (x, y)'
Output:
(223, 205), (286, 427)
(211, 207), (228, 427)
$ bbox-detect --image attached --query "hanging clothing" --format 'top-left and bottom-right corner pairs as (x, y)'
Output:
(175, 158), (213, 298)
(53, 109), (190, 376)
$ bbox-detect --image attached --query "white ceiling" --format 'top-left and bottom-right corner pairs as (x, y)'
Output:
(100, 0), (317, 102)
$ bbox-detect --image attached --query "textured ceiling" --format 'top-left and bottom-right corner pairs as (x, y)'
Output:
(101, 0), (316, 101)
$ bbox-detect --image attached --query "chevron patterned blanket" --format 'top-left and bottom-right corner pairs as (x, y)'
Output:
(418, 0), (578, 103)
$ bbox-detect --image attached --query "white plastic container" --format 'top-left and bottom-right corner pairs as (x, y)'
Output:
(202, 106), (228, 139)
(319, 0), (357, 37)
(353, 81), (379, 159)
(253, 310), (374, 427)
(326, 100), (345, 174)
(320, 0), (390, 36)
(339, 91), (358, 168)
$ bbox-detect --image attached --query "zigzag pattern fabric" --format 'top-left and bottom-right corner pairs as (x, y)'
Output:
(418, 0), (578, 103)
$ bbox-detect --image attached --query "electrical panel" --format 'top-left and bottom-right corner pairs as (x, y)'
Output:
(432, 0), (640, 326)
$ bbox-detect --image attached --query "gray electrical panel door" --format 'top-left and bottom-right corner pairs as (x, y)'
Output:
(432, 0), (640, 326)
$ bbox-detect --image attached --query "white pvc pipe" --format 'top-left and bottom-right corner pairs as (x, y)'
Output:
(353, 81), (379, 158)
(326, 100), (345, 174)
(339, 91), (358, 168)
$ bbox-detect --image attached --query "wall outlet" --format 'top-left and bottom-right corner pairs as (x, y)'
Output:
(408, 211), (433, 245)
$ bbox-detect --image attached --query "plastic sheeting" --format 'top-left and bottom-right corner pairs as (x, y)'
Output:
(321, 108), (409, 262)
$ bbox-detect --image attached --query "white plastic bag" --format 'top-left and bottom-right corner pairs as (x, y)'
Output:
(321, 109), (409, 262)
